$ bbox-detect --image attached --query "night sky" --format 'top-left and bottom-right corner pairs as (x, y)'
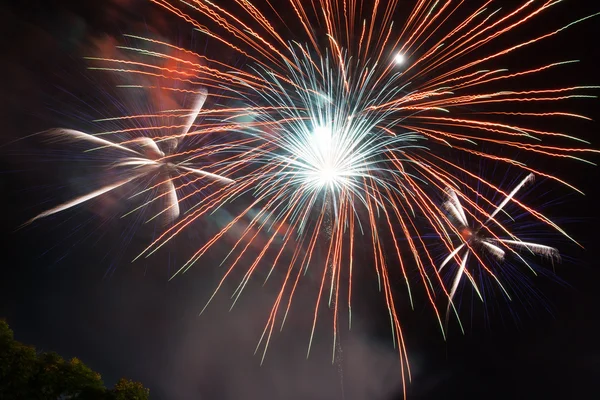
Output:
(1, 1), (600, 399)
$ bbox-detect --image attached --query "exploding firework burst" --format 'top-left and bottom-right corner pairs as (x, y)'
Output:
(24, 91), (234, 227)
(25, 0), (599, 393)
(439, 173), (561, 328)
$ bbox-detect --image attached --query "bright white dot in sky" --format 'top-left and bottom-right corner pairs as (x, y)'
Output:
(394, 53), (406, 65)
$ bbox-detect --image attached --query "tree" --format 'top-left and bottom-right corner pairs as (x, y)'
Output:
(0, 320), (37, 398)
(0, 320), (150, 399)
(109, 378), (150, 400)
(29, 352), (106, 399)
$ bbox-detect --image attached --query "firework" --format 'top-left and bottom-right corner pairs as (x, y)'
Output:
(28, 0), (599, 393)
(24, 91), (234, 227)
(439, 173), (560, 328)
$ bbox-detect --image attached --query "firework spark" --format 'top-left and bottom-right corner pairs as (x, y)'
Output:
(24, 91), (234, 227)
(439, 173), (560, 328)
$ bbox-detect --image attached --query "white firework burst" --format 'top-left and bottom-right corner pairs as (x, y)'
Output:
(228, 45), (425, 223)
(439, 173), (561, 326)
(24, 90), (233, 227)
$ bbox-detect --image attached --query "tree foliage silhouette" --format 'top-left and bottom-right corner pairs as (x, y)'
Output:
(0, 320), (149, 399)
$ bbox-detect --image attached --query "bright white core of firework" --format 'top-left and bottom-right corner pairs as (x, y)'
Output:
(310, 125), (342, 187)
(245, 48), (422, 202)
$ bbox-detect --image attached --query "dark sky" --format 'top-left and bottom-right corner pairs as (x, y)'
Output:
(1, 1), (600, 399)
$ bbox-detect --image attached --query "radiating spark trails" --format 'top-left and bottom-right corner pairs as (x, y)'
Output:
(24, 93), (233, 227)
(24, 1), (599, 395)
(98, 1), (596, 390)
(439, 173), (560, 327)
